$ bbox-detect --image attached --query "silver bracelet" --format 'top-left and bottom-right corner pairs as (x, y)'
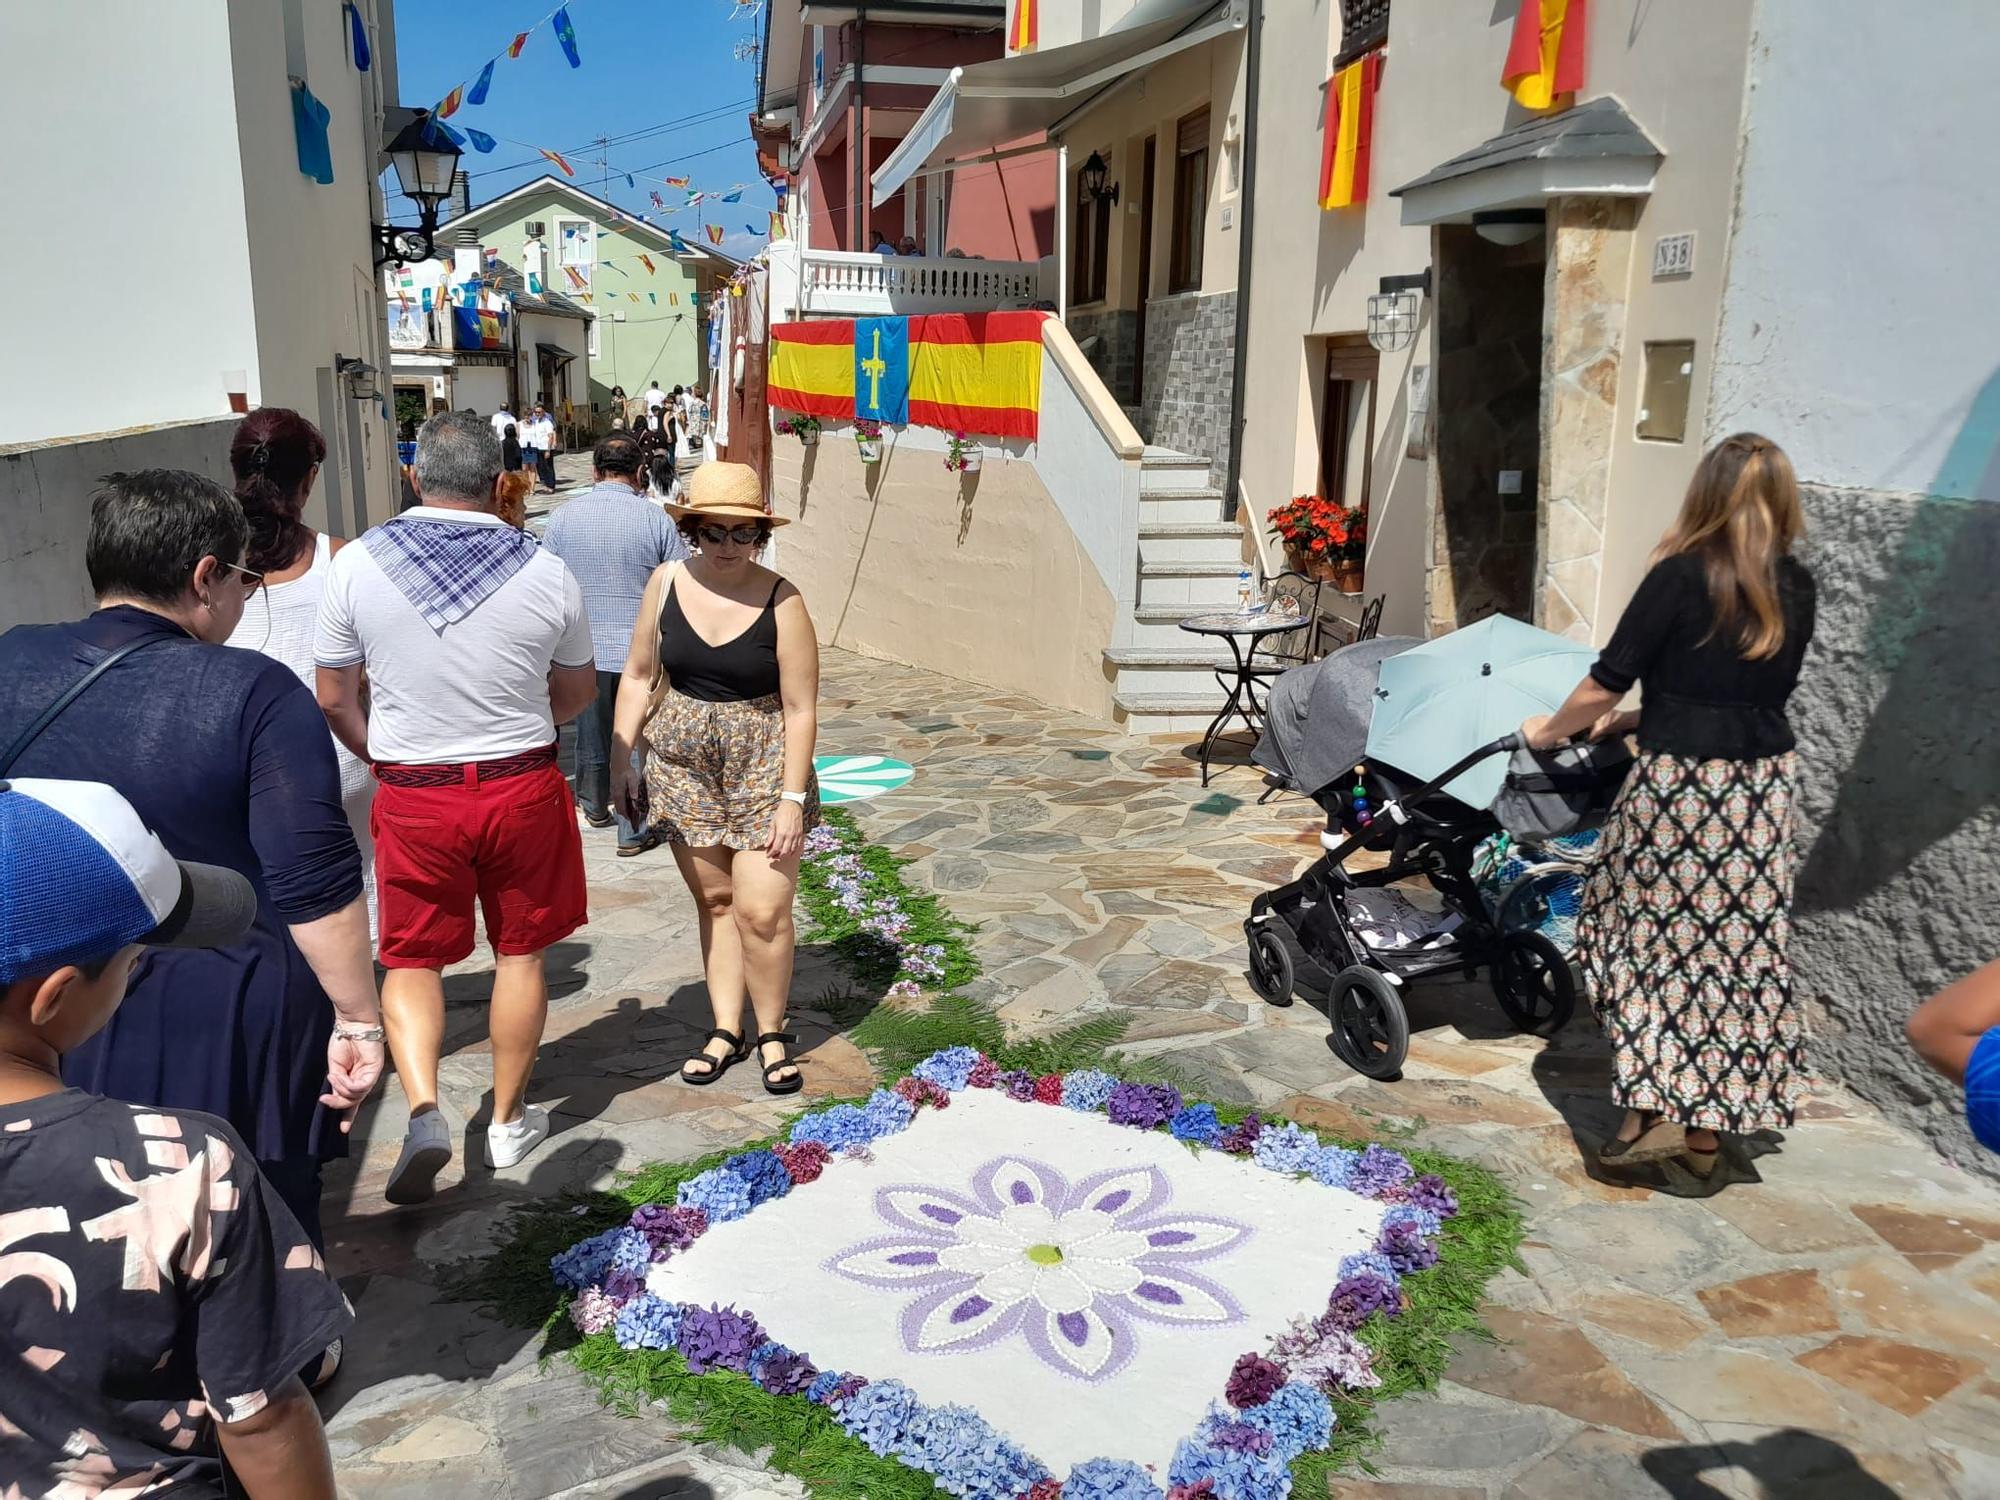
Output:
(333, 1024), (386, 1043)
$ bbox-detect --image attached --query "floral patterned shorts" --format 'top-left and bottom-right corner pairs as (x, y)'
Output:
(643, 690), (820, 851)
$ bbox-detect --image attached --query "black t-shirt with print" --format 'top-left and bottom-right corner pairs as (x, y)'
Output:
(0, 1089), (352, 1497)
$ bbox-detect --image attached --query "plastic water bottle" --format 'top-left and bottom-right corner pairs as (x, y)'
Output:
(1237, 567), (1253, 612)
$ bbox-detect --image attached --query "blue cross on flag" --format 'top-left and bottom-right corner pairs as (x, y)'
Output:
(854, 316), (910, 425)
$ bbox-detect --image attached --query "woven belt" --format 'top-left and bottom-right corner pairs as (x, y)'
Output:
(373, 743), (558, 788)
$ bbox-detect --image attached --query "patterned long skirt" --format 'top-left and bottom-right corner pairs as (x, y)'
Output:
(1575, 751), (1807, 1133)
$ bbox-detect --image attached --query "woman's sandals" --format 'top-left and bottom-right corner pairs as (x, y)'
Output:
(757, 1030), (803, 1096)
(1597, 1110), (1686, 1166)
(681, 1027), (750, 1085)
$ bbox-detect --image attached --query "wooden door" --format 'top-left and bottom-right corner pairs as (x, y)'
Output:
(1132, 136), (1157, 406)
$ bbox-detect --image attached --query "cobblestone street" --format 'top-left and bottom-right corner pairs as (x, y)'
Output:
(322, 649), (2000, 1500)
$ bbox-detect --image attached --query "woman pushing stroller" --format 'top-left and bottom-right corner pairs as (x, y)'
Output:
(1522, 434), (1816, 1178)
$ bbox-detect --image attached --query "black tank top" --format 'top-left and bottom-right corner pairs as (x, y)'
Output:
(658, 573), (784, 702)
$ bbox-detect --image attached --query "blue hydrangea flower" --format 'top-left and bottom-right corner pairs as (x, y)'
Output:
(1337, 1250), (1401, 1288)
(899, 1402), (999, 1483)
(611, 1293), (683, 1351)
(605, 1227), (651, 1278)
(550, 1228), (626, 1291)
(1167, 1410), (1290, 1500)
(835, 1377), (924, 1457)
(1064, 1456), (1166, 1500)
(789, 1103), (874, 1151)
(676, 1166), (755, 1224)
(1380, 1203), (1443, 1239)
(1250, 1121), (1323, 1175)
(722, 1149), (793, 1207)
(911, 1046), (982, 1091)
(861, 1087), (916, 1138)
(1060, 1068), (1118, 1112)
(805, 1369), (843, 1405)
(1168, 1102), (1223, 1146)
(1239, 1380), (1335, 1462)
(1310, 1144), (1359, 1189)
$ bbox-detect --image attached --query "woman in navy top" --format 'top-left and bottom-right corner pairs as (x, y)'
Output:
(0, 471), (382, 1261)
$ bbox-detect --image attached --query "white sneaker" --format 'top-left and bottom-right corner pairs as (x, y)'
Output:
(384, 1110), (453, 1205)
(485, 1103), (550, 1169)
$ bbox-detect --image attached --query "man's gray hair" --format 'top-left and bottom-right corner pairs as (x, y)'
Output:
(413, 410), (503, 503)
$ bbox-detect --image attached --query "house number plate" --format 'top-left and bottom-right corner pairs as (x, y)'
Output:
(1652, 232), (1695, 279)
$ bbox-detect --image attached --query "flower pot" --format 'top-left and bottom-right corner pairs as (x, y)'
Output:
(856, 437), (882, 463)
(1332, 561), (1364, 594)
(961, 446), (982, 473)
(1287, 548), (1337, 583)
(798, 428), (818, 448)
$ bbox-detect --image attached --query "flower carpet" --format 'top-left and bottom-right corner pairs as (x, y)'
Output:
(545, 1048), (1508, 1499)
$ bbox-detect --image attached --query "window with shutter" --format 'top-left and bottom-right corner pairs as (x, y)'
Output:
(1168, 107), (1210, 293)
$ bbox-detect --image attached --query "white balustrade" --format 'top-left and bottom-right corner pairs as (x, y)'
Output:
(777, 246), (1053, 319)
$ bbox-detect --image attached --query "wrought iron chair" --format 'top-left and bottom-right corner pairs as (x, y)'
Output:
(1354, 592), (1385, 643)
(1247, 571), (1325, 677)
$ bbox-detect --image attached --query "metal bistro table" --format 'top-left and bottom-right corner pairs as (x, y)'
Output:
(1179, 608), (1311, 786)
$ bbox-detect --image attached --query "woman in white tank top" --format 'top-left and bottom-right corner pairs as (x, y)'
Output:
(225, 411), (377, 943)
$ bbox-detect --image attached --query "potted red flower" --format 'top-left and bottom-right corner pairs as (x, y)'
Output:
(1267, 495), (1367, 591)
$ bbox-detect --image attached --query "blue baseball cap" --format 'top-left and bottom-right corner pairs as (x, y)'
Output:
(0, 779), (257, 985)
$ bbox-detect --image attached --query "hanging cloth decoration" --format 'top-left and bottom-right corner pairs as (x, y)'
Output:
(669, 229), (692, 254)
(466, 60), (496, 107)
(1009, 0), (1037, 54)
(720, 189), (743, 203)
(345, 2), (371, 71)
(466, 128), (497, 154)
(1318, 52), (1379, 210)
(437, 83), (465, 119)
(648, 292), (657, 304)
(706, 224), (725, 245)
(1501, 0), (1588, 110)
(540, 147), (576, 177)
(746, 223), (761, 236)
(769, 211), (787, 241)
(291, 81), (335, 185)
(664, 176), (690, 189)
(432, 118), (467, 150)
(508, 30), (531, 58)
(639, 254), (657, 274)
(552, 6), (582, 68)
(650, 191), (666, 209)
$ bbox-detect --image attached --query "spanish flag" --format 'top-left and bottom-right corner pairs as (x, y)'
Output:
(540, 147), (576, 178)
(770, 313), (1049, 439)
(1318, 53), (1379, 210)
(437, 85), (464, 120)
(1009, 0), (1036, 54)
(1502, 0), (1587, 110)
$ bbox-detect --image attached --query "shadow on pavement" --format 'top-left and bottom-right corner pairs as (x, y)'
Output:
(1640, 1429), (1900, 1498)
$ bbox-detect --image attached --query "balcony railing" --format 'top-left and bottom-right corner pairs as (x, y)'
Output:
(1335, 0), (1390, 67)
(783, 246), (1054, 319)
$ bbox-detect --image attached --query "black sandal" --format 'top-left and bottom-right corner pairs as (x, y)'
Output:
(757, 1030), (803, 1096)
(1597, 1110), (1684, 1166)
(681, 1027), (749, 1085)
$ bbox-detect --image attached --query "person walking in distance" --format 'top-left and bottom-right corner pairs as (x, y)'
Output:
(522, 401), (559, 493)
(542, 430), (687, 854)
(646, 380), (668, 421)
(315, 412), (597, 1202)
(488, 401), (517, 443)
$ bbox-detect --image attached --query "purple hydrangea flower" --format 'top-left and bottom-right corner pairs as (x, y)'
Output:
(629, 1202), (708, 1257)
(675, 1303), (765, 1374)
(612, 1293), (683, 1351)
(1060, 1068), (1119, 1111)
(1348, 1142), (1414, 1198)
(1379, 1219), (1438, 1275)
(912, 1046), (982, 1091)
(568, 1286), (621, 1335)
(835, 1377), (923, 1456)
(1273, 1318), (1381, 1393)
(1218, 1113), (1264, 1156)
(1223, 1352), (1286, 1408)
(1407, 1173), (1459, 1219)
(722, 1149), (794, 1207)
(675, 1166), (755, 1224)
(1381, 1203), (1443, 1240)
(1169, 1103), (1224, 1146)
(549, 1227), (626, 1291)
(1249, 1121), (1321, 1175)
(1323, 1271), (1400, 1330)
(805, 1369), (843, 1405)
(999, 1069), (1039, 1102)
(747, 1340), (818, 1395)
(600, 1268), (644, 1303)
(1106, 1081), (1183, 1129)
(1064, 1456), (1167, 1500)
(829, 1373), (869, 1405)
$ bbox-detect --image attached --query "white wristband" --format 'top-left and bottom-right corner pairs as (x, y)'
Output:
(780, 790), (808, 806)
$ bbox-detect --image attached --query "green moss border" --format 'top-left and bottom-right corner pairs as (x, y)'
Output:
(448, 815), (1526, 1496)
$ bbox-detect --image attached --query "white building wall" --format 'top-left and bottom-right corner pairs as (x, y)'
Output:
(0, 3), (257, 445)
(1708, 0), (2000, 503)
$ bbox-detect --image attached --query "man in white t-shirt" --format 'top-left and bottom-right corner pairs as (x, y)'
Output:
(488, 403), (515, 440)
(644, 380), (667, 417)
(520, 403), (558, 493)
(314, 410), (597, 1203)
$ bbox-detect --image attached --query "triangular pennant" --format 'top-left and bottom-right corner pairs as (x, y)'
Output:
(466, 128), (496, 154)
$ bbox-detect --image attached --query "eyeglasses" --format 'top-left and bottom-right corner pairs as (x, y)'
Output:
(696, 522), (765, 546)
(220, 561), (265, 596)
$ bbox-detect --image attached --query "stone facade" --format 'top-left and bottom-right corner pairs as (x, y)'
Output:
(1066, 306), (1141, 408)
(1140, 289), (1237, 485)
(1790, 484), (2000, 1180)
(1537, 196), (1638, 642)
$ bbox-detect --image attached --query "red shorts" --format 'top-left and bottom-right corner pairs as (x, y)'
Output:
(371, 761), (587, 968)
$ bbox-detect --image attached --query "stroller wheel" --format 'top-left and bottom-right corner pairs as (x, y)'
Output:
(1245, 921), (1295, 1006)
(1492, 930), (1578, 1036)
(1328, 965), (1409, 1080)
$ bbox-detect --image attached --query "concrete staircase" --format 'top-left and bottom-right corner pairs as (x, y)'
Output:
(1106, 446), (1251, 735)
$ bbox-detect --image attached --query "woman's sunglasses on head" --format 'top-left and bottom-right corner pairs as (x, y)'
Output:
(697, 522), (764, 546)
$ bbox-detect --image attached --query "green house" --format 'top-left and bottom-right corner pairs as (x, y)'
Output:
(441, 175), (736, 424)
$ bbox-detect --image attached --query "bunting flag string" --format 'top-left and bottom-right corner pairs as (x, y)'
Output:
(427, 1), (584, 122)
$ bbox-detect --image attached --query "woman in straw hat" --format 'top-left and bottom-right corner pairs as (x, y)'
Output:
(610, 462), (820, 1095)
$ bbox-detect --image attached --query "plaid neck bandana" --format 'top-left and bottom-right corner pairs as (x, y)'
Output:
(364, 516), (538, 633)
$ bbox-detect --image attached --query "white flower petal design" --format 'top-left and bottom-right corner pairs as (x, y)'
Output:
(874, 1184), (985, 1237)
(1070, 1164), (1170, 1221)
(1064, 1226), (1147, 1264)
(973, 1155), (1067, 1212)
(1126, 1213), (1254, 1259)
(822, 1236), (953, 1286)
(936, 1238), (1018, 1275)
(1067, 1255), (1144, 1296)
(904, 1284), (1021, 1353)
(1031, 1302), (1130, 1381)
(970, 1258), (1037, 1303)
(1122, 1265), (1243, 1327)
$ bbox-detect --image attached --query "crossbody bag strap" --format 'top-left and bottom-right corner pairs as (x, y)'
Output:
(0, 636), (164, 776)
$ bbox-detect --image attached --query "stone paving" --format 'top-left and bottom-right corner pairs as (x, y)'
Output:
(323, 648), (2000, 1499)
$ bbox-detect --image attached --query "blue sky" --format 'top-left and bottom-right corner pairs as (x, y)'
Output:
(387, 0), (772, 257)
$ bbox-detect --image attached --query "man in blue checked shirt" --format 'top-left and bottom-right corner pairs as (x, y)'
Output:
(542, 430), (688, 855)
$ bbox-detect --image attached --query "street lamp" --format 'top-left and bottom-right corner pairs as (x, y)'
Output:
(1365, 271), (1429, 355)
(1078, 151), (1120, 207)
(373, 112), (463, 267)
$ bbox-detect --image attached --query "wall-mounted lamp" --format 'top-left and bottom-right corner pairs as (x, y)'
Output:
(1366, 271), (1428, 354)
(1078, 151), (1120, 207)
(336, 356), (379, 401)
(372, 112), (463, 267)
(1472, 209), (1545, 246)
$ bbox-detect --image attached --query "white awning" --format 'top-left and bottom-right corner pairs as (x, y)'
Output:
(871, 1), (1241, 207)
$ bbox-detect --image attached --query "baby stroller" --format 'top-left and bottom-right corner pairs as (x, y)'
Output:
(1246, 635), (1626, 1080)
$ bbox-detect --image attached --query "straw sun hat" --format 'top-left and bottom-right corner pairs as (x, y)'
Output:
(665, 462), (789, 526)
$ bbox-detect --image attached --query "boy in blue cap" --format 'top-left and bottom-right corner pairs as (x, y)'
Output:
(0, 778), (349, 1499)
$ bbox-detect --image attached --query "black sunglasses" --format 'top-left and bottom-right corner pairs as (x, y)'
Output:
(696, 522), (765, 546)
